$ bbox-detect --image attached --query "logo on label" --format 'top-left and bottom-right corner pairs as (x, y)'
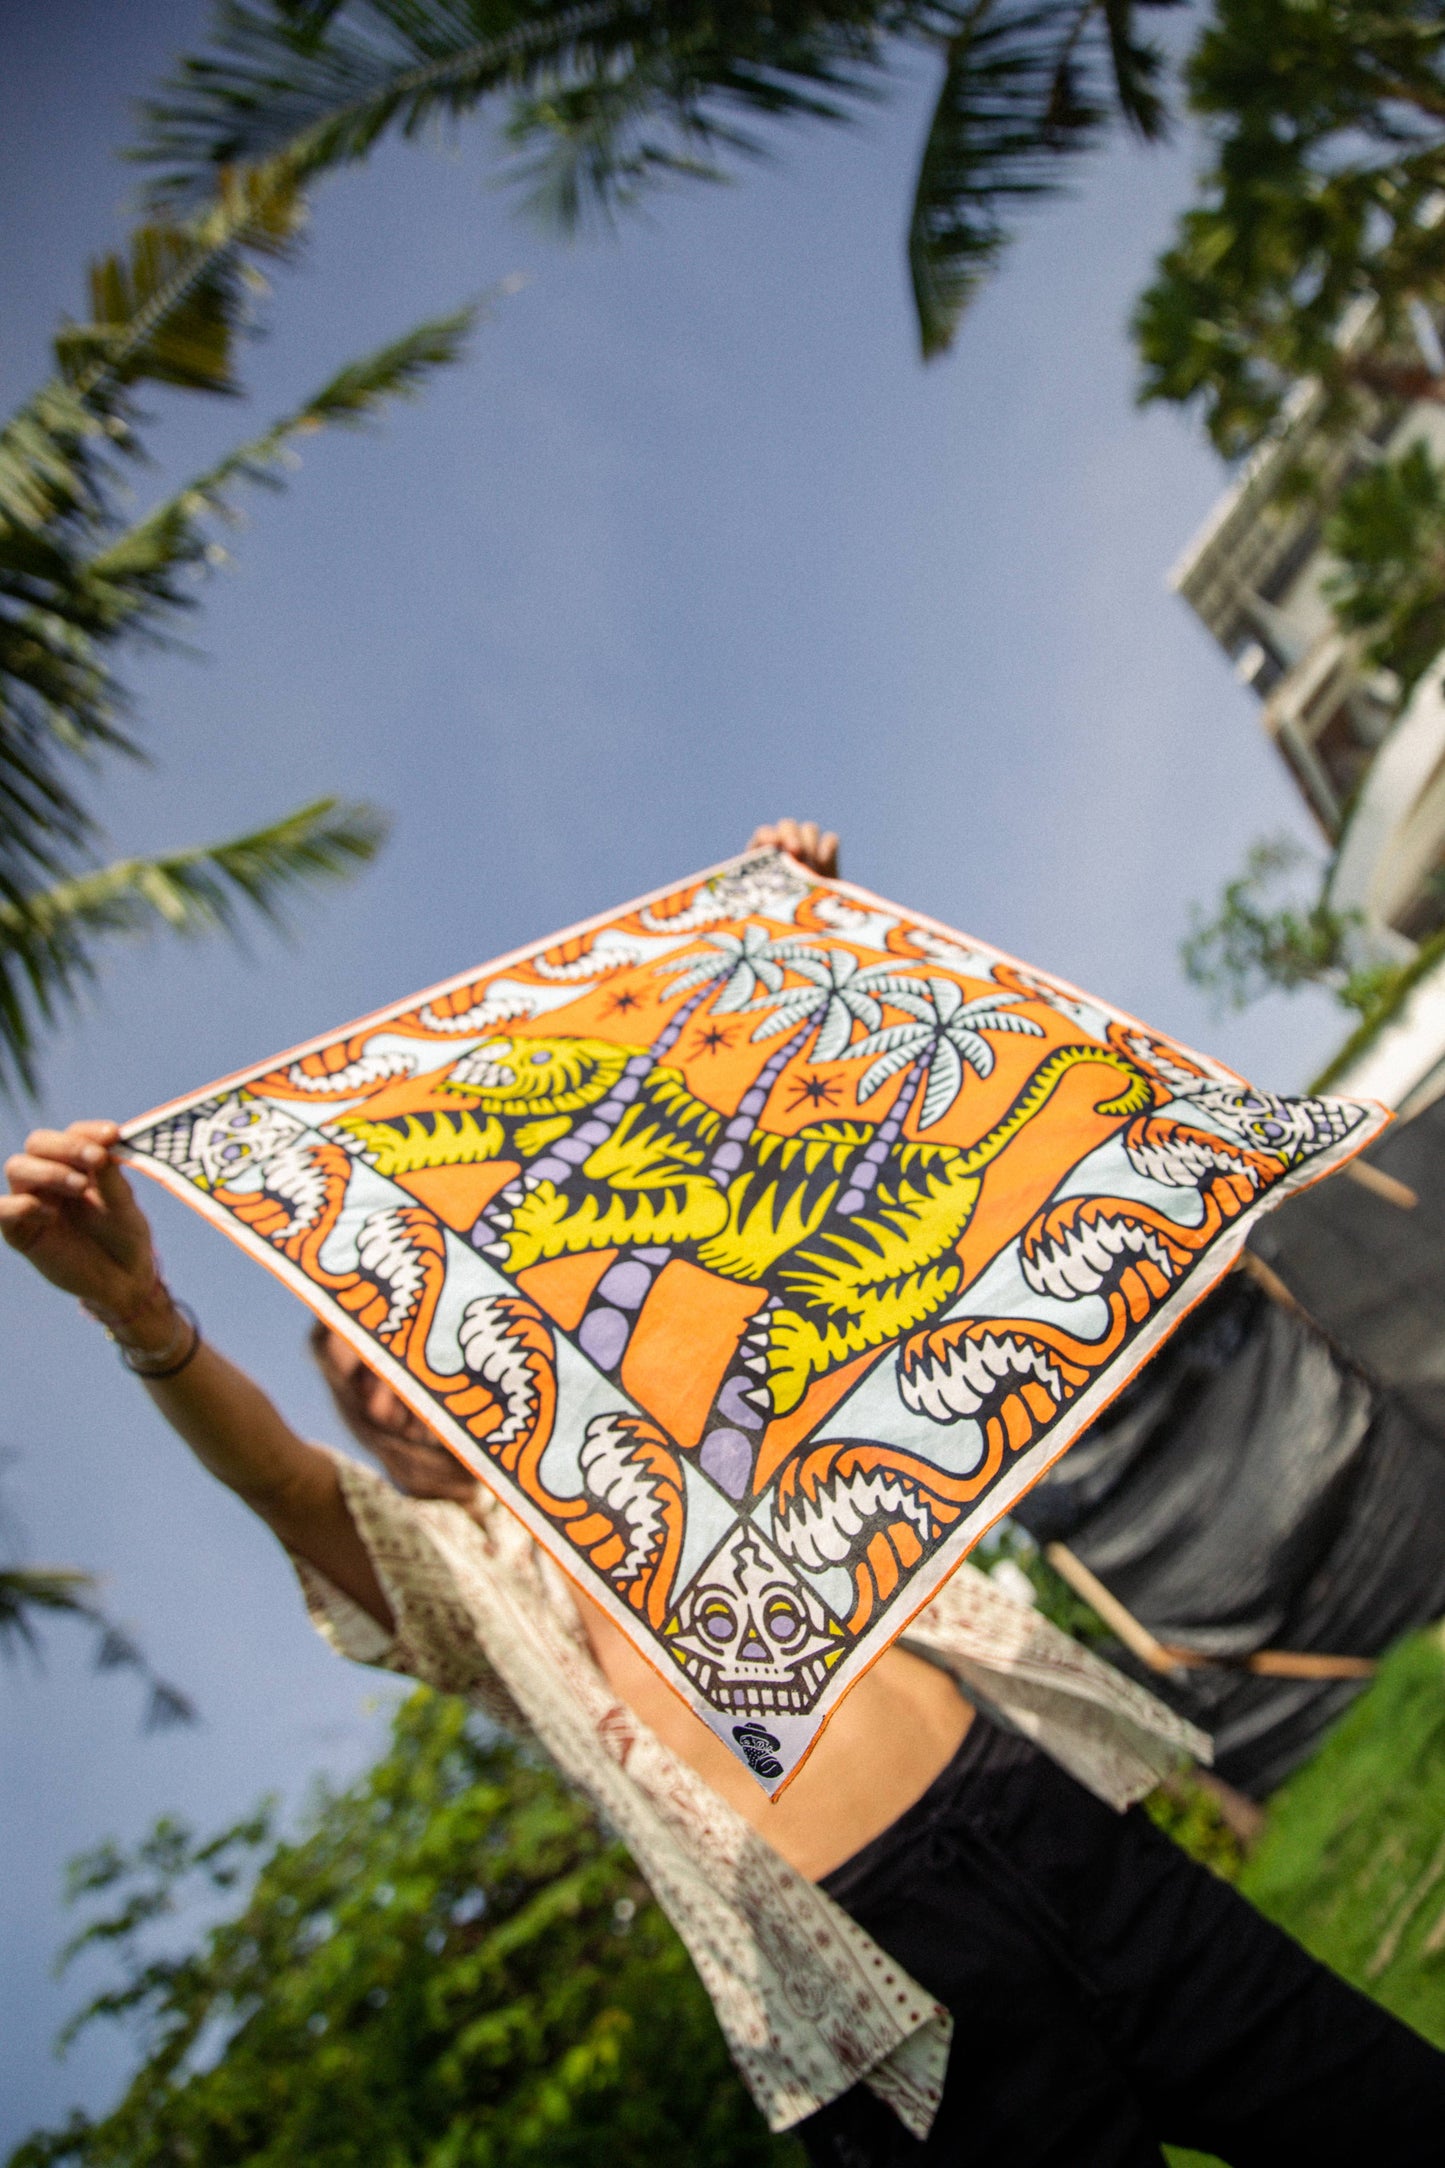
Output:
(732, 1722), (784, 1780)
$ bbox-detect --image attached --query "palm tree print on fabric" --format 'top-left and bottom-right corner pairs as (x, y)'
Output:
(839, 979), (1045, 1207)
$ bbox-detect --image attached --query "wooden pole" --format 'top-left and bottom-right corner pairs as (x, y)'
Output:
(1343, 1159), (1418, 1209)
(1043, 1542), (1377, 1682)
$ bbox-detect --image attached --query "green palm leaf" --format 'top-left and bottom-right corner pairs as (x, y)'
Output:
(131, 0), (1182, 362)
(0, 797), (386, 1097)
(134, 0), (645, 202)
(0, 1563), (197, 1728)
(0, 163), (311, 550)
(0, 1566), (98, 1657)
(1, 302), (474, 944)
(82, 301), (484, 606)
(908, 0), (1175, 358)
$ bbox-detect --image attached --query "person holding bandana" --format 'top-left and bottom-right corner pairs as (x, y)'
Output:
(8, 820), (1445, 2166)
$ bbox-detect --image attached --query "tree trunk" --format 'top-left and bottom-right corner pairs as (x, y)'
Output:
(834, 1058), (925, 1214)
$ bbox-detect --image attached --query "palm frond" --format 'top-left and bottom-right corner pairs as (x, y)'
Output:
(747, 988), (821, 1038)
(918, 1034), (965, 1125)
(56, 220), (250, 400)
(967, 1002), (1044, 1033)
(503, 62), (742, 233)
(0, 796), (386, 1097)
(136, 0), (883, 259)
(0, 298), (474, 923)
(813, 997), (874, 1059)
(0, 1562), (198, 1727)
(853, 1031), (927, 1101)
(0, 1566), (99, 1657)
(908, 0), (1170, 359)
(134, 0), (634, 204)
(69, 160), (311, 406)
(868, 984), (937, 1023)
(1, 163), (311, 540)
(1099, 0), (1175, 142)
(83, 300), (483, 605)
(0, 169), (315, 899)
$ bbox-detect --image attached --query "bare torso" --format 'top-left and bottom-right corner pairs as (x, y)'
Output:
(576, 1590), (973, 1881)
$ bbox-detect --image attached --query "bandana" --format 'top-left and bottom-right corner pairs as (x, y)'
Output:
(122, 849), (1384, 1792)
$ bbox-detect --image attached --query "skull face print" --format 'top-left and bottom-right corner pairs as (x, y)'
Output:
(186, 1095), (308, 1189)
(666, 1525), (843, 1718)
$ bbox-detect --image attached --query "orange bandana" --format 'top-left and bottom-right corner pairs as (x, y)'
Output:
(122, 850), (1385, 1792)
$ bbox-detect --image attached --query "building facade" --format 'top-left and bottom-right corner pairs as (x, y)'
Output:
(1170, 340), (1445, 1112)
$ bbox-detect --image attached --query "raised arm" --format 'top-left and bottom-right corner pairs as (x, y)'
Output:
(1, 1121), (393, 1630)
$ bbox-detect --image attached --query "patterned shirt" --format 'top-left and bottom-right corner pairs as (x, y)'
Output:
(293, 1450), (1209, 2139)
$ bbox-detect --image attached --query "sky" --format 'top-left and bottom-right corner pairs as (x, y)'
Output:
(0, 0), (1354, 2142)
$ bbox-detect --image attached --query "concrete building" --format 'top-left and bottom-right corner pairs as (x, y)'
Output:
(1170, 321), (1445, 1112)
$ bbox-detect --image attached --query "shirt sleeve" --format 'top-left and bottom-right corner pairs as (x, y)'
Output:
(905, 1563), (1212, 1810)
(289, 1450), (528, 1732)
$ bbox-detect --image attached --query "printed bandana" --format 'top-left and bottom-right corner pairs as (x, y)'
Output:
(122, 850), (1385, 1792)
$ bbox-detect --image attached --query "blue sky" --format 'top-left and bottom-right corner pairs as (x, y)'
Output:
(1, 0), (1350, 2139)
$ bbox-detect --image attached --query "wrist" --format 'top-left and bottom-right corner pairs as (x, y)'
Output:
(82, 1270), (177, 1355)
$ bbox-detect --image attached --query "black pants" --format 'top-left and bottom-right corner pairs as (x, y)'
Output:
(798, 1716), (1445, 2167)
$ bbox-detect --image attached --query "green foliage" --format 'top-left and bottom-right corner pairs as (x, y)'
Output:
(1325, 438), (1445, 694)
(0, 800), (389, 1095)
(1179, 835), (1392, 1015)
(1141, 1778), (1247, 1885)
(134, 0), (1180, 364)
(1135, 0), (1445, 459)
(10, 1691), (802, 2168)
(1311, 917), (1445, 1089)
(0, 132), (481, 1093)
(906, 0), (1176, 358)
(1236, 1625), (1445, 2048)
(976, 1519), (1113, 1645)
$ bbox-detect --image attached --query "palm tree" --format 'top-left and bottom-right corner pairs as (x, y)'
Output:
(744, 944), (897, 1063)
(836, 977), (1043, 1209)
(1, 164), (484, 1093)
(700, 945), (920, 1183)
(132, 0), (1179, 363)
(653, 923), (798, 1022)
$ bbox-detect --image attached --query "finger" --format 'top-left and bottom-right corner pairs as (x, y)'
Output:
(798, 821), (820, 862)
(93, 1152), (141, 1216)
(774, 818), (802, 858)
(13, 1128), (103, 1174)
(819, 829), (840, 876)
(5, 1151), (95, 1201)
(68, 1119), (122, 1175)
(0, 1192), (56, 1253)
(748, 823), (780, 851)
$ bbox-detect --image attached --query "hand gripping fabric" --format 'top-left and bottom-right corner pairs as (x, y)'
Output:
(121, 850), (1386, 1792)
